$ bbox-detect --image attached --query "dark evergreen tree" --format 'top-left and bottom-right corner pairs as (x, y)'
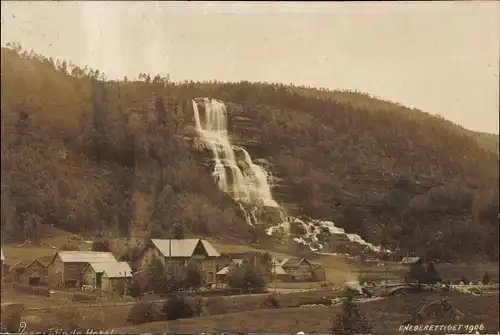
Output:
(162, 294), (195, 321)
(407, 263), (427, 283)
(145, 258), (169, 295)
(227, 261), (266, 293)
(423, 262), (442, 284)
(92, 232), (110, 252)
(171, 223), (185, 239)
(127, 274), (142, 298)
(330, 292), (372, 335)
(90, 78), (110, 162)
(184, 261), (203, 289)
(482, 272), (491, 285)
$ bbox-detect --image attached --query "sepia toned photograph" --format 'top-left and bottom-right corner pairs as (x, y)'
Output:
(0, 1), (499, 334)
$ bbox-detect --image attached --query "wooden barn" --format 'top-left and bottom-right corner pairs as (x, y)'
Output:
(46, 251), (117, 288)
(82, 261), (132, 293)
(9, 260), (47, 286)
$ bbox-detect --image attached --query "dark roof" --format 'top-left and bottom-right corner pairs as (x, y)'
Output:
(281, 257), (311, 268)
(37, 255), (55, 267)
(401, 257), (421, 265)
(9, 259), (44, 272)
(310, 263), (324, 270)
(219, 252), (260, 259)
(10, 260), (31, 270)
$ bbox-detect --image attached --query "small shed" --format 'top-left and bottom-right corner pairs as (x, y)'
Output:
(9, 260), (47, 286)
(102, 262), (133, 293)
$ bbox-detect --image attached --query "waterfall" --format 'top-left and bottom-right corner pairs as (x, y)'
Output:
(192, 97), (388, 254)
(192, 98), (280, 226)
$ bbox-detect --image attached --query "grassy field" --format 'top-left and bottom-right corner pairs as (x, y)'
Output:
(1, 226), (92, 265)
(0, 282), (129, 309)
(114, 292), (500, 334)
(1, 285), (68, 309)
(2, 286), (341, 331)
(17, 303), (133, 333)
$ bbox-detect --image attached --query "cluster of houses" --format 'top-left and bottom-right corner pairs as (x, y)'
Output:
(0, 238), (325, 295)
(215, 252), (325, 283)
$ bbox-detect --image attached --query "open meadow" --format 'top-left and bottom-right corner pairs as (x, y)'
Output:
(114, 291), (500, 335)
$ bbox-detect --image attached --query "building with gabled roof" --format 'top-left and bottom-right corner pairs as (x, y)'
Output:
(46, 251), (117, 287)
(141, 238), (220, 286)
(51, 251), (117, 263)
(147, 239), (220, 258)
(280, 257), (312, 268)
(280, 257), (314, 281)
(82, 261), (132, 293)
(9, 259), (47, 286)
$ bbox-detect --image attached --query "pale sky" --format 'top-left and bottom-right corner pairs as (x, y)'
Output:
(1, 1), (499, 134)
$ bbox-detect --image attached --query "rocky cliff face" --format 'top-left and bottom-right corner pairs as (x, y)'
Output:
(183, 101), (299, 221)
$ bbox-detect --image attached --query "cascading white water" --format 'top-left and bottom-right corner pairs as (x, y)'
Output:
(192, 98), (280, 226)
(267, 217), (386, 253)
(192, 97), (388, 254)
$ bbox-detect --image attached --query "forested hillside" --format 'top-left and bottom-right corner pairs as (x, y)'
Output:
(1, 43), (498, 261)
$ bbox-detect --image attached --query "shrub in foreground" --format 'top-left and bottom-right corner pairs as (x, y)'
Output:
(0, 304), (24, 333)
(126, 301), (162, 326)
(330, 294), (372, 335)
(261, 294), (281, 309)
(162, 295), (196, 321)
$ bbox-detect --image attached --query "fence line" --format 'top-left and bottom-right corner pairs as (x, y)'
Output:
(18, 288), (328, 312)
